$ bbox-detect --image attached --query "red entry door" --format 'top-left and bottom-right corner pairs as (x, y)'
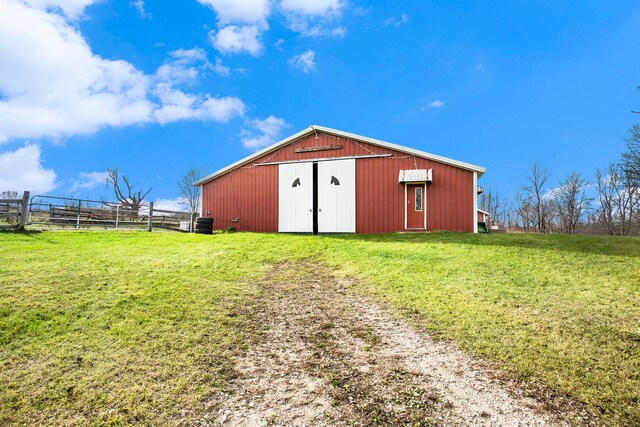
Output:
(406, 184), (426, 229)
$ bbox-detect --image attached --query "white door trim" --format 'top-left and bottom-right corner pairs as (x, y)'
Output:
(404, 183), (407, 230)
(424, 184), (428, 230)
(404, 182), (427, 230)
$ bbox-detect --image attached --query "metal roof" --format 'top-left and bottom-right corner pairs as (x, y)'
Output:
(193, 125), (486, 186)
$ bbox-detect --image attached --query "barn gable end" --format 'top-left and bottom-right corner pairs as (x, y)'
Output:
(197, 126), (484, 234)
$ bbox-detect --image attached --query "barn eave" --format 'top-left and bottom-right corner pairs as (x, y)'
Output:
(193, 125), (486, 186)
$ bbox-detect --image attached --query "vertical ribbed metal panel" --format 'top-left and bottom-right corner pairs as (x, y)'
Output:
(354, 155), (474, 233)
(278, 162), (314, 232)
(201, 132), (475, 233)
(317, 159), (356, 233)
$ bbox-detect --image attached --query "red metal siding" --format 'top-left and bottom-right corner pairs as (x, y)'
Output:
(477, 211), (489, 222)
(201, 132), (475, 233)
(202, 164), (279, 232)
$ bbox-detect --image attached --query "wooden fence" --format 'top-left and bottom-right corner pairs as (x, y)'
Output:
(27, 195), (194, 232)
(0, 191), (30, 230)
(147, 202), (196, 232)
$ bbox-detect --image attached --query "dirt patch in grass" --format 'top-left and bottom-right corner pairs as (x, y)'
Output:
(209, 261), (593, 426)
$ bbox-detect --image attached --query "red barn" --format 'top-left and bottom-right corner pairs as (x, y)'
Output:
(194, 125), (486, 234)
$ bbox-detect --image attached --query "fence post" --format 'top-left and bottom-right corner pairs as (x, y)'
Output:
(18, 191), (30, 230)
(147, 202), (153, 232)
(28, 202), (32, 226)
(76, 200), (81, 229)
(115, 205), (119, 229)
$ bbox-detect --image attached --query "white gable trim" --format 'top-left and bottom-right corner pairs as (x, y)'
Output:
(193, 125), (486, 186)
(473, 172), (478, 233)
(313, 126), (486, 177)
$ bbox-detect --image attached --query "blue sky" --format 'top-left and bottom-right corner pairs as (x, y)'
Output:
(1, 0), (639, 209)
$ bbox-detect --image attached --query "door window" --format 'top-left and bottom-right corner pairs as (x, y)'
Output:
(415, 187), (423, 211)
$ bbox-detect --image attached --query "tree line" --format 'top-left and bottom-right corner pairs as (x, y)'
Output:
(481, 103), (640, 235)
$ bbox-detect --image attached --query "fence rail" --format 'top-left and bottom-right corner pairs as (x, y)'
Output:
(27, 195), (194, 232)
(148, 203), (195, 232)
(0, 191), (30, 230)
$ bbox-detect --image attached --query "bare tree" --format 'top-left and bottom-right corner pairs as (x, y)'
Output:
(480, 188), (513, 229)
(105, 168), (152, 217)
(622, 87), (640, 181)
(520, 160), (552, 232)
(1, 190), (18, 199)
(623, 122), (640, 181)
(177, 167), (202, 215)
(594, 163), (639, 235)
(619, 87), (640, 234)
(553, 171), (591, 234)
(618, 167), (639, 235)
(514, 193), (535, 231)
(500, 197), (516, 230)
(479, 188), (499, 221)
(1, 190), (20, 222)
(594, 165), (616, 235)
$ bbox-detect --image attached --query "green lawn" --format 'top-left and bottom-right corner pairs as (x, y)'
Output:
(1, 231), (639, 425)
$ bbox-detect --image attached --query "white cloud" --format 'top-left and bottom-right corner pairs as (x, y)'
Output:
(275, 38), (285, 51)
(280, 0), (342, 16)
(200, 0), (345, 55)
(151, 49), (245, 122)
(170, 48), (208, 61)
(158, 48), (231, 79)
(153, 196), (188, 212)
(0, 145), (57, 193)
(287, 21), (345, 37)
(383, 13), (408, 28)
(474, 63), (484, 71)
(129, 0), (151, 19)
(156, 48), (209, 85)
(542, 187), (557, 201)
(197, 0), (270, 25)
(70, 171), (108, 192)
(241, 115), (288, 150)
(428, 100), (445, 108)
(0, 0), (245, 143)
(210, 25), (263, 56)
(280, 0), (345, 38)
(289, 50), (316, 73)
(212, 57), (231, 76)
(198, 0), (271, 56)
(152, 84), (245, 124)
(24, 0), (98, 19)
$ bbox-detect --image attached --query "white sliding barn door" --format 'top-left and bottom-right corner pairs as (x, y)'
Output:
(278, 162), (313, 232)
(318, 159), (356, 233)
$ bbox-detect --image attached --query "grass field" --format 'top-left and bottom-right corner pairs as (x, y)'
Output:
(1, 231), (639, 425)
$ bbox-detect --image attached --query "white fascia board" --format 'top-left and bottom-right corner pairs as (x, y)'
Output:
(311, 125), (486, 177)
(192, 127), (316, 186)
(473, 172), (478, 233)
(193, 124), (487, 186)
